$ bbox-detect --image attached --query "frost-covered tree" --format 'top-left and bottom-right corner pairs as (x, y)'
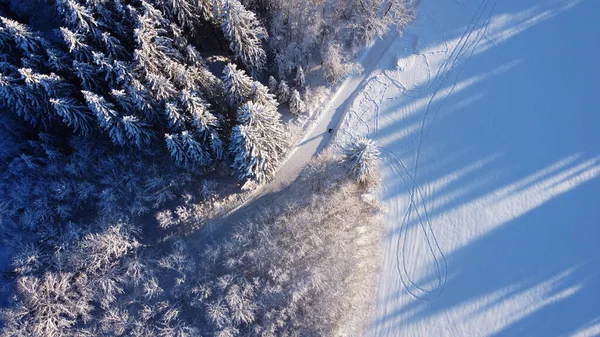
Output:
(0, 0), (226, 168)
(288, 89), (306, 115)
(82, 90), (121, 138)
(323, 44), (360, 83)
(0, 20), (88, 131)
(250, 81), (279, 113)
(152, 0), (216, 28)
(49, 98), (93, 135)
(191, 153), (385, 335)
(221, 0), (268, 75)
(180, 90), (224, 161)
(229, 101), (288, 185)
(342, 137), (381, 184)
(165, 131), (213, 168)
(268, 75), (278, 94)
(276, 79), (289, 103)
(247, 0), (414, 81)
(0, 72), (49, 129)
(0, 217), (145, 336)
(222, 63), (253, 108)
(295, 65), (305, 88)
(2, 272), (94, 337)
(0, 16), (48, 56)
(121, 115), (154, 148)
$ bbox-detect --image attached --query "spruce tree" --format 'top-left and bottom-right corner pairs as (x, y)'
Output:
(268, 75), (278, 94)
(229, 101), (288, 185)
(49, 98), (93, 135)
(295, 66), (305, 89)
(222, 63), (253, 108)
(221, 0), (268, 75)
(276, 80), (289, 103)
(250, 81), (279, 113)
(165, 131), (212, 168)
(288, 89), (306, 116)
(342, 137), (381, 184)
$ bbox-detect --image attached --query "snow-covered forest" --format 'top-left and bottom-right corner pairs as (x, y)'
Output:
(1, 151), (385, 336)
(0, 0), (412, 335)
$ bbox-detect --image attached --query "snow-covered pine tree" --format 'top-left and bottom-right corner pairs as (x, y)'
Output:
(150, 0), (217, 34)
(0, 19), (71, 130)
(221, 0), (268, 75)
(342, 137), (381, 184)
(82, 90), (127, 146)
(55, 0), (98, 35)
(0, 16), (48, 58)
(295, 66), (305, 89)
(121, 115), (153, 148)
(155, 0), (198, 30)
(222, 63), (253, 108)
(268, 75), (278, 94)
(276, 80), (289, 103)
(288, 89), (305, 116)
(50, 98), (93, 135)
(230, 124), (265, 185)
(273, 51), (291, 78)
(180, 90), (224, 161)
(165, 102), (186, 130)
(250, 81), (279, 113)
(229, 101), (288, 185)
(0, 72), (49, 129)
(165, 130), (214, 168)
(197, 0), (219, 21)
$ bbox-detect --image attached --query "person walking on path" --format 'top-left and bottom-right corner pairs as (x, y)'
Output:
(328, 128), (333, 133)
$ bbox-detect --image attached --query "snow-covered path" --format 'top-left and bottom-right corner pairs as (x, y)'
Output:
(269, 31), (402, 191)
(229, 30), (400, 202)
(206, 31), (399, 234)
(337, 0), (600, 336)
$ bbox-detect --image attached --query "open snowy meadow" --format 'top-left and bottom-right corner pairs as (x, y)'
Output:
(339, 0), (600, 335)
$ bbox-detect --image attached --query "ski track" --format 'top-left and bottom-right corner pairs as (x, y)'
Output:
(340, 0), (498, 304)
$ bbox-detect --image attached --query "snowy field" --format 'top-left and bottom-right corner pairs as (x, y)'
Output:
(338, 0), (600, 336)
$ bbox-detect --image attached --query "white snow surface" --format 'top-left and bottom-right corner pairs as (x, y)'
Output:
(335, 0), (600, 336)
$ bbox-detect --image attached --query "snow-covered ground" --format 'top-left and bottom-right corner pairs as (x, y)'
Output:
(338, 0), (600, 335)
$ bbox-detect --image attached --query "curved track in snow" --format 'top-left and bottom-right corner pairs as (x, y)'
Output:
(339, 0), (498, 303)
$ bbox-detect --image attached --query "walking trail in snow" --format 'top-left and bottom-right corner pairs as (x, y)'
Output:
(203, 29), (398, 241)
(219, 29), (400, 216)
